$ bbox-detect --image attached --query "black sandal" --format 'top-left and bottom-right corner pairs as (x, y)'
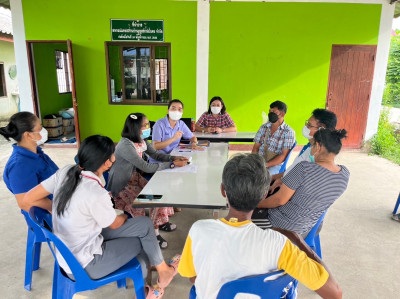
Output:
(157, 235), (168, 249)
(159, 222), (177, 232)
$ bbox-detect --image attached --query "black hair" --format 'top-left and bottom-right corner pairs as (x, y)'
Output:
(222, 153), (270, 212)
(55, 135), (115, 216)
(312, 109), (337, 129)
(168, 99), (184, 109)
(121, 113), (146, 143)
(207, 96), (226, 115)
(0, 111), (38, 142)
(313, 129), (347, 155)
(270, 101), (287, 114)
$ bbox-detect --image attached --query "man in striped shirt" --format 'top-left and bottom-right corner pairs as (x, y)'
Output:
(252, 101), (295, 175)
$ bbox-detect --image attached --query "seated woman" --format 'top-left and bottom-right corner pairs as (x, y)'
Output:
(252, 129), (350, 237)
(150, 99), (201, 163)
(107, 113), (188, 249)
(22, 135), (179, 298)
(1, 111), (58, 211)
(195, 96), (237, 133)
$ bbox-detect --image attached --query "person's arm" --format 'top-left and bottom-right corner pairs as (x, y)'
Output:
(218, 113), (237, 133)
(195, 113), (210, 132)
(223, 124), (237, 133)
(21, 185), (52, 212)
(266, 148), (290, 168)
(271, 172), (284, 181)
(251, 142), (262, 154)
(153, 131), (183, 150)
(276, 236), (342, 299)
(257, 183), (295, 208)
(109, 214), (128, 229)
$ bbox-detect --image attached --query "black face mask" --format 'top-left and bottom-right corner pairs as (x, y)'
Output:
(268, 112), (279, 123)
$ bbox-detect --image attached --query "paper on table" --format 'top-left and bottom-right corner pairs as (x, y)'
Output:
(159, 164), (198, 173)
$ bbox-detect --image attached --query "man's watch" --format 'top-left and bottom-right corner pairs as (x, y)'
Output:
(170, 162), (175, 169)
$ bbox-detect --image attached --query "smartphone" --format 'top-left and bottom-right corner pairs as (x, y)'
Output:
(137, 194), (163, 200)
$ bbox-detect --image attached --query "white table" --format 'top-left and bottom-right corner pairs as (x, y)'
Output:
(134, 143), (228, 214)
(194, 131), (255, 143)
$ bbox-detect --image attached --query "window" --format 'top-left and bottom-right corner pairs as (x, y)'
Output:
(55, 50), (72, 93)
(106, 42), (171, 105)
(0, 63), (6, 97)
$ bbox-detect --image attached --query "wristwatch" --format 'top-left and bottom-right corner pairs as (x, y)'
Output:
(170, 162), (175, 169)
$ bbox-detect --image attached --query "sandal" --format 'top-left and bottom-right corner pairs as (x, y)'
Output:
(157, 254), (181, 288)
(145, 284), (164, 299)
(159, 222), (177, 232)
(157, 234), (168, 249)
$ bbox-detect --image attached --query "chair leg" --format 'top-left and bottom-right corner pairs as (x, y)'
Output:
(131, 274), (146, 299)
(315, 235), (322, 259)
(56, 272), (75, 299)
(52, 263), (58, 299)
(24, 228), (36, 291)
(393, 193), (400, 215)
(32, 242), (42, 271)
(117, 278), (127, 289)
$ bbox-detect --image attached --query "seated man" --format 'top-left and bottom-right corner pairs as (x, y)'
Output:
(252, 101), (295, 175)
(270, 108), (337, 193)
(178, 153), (342, 299)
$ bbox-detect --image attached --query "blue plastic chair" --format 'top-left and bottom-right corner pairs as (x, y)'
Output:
(188, 270), (295, 299)
(278, 141), (297, 174)
(21, 209), (52, 291)
(28, 207), (146, 299)
(392, 193), (400, 215)
(304, 211), (327, 259)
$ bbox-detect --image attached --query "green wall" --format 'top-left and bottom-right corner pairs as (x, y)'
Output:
(32, 43), (73, 120)
(209, 2), (381, 145)
(22, 0), (197, 141)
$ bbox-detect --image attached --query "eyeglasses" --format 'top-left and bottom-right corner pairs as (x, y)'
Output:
(305, 120), (320, 129)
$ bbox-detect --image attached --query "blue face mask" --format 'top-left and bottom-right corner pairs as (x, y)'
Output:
(309, 152), (315, 163)
(141, 128), (151, 139)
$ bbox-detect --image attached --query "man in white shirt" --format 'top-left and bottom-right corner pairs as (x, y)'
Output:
(269, 108), (337, 193)
(178, 153), (342, 299)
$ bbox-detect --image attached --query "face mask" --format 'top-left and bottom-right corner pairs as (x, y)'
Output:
(169, 111), (183, 121)
(211, 107), (222, 115)
(302, 125), (312, 140)
(309, 152), (315, 163)
(141, 128), (151, 139)
(33, 127), (48, 146)
(268, 112), (279, 124)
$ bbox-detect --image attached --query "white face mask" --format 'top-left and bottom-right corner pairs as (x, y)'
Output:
(211, 106), (221, 115)
(302, 125), (312, 140)
(33, 127), (48, 145)
(169, 111), (183, 121)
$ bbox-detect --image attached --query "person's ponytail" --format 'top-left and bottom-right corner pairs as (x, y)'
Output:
(55, 165), (82, 216)
(0, 112), (37, 142)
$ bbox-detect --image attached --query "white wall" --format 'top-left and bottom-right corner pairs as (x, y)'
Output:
(10, 0), (33, 113)
(0, 40), (18, 120)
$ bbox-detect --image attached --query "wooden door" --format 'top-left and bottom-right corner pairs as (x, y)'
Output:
(67, 40), (81, 146)
(326, 45), (376, 148)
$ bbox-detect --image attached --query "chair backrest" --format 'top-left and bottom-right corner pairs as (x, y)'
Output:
(216, 270), (295, 299)
(21, 209), (52, 236)
(279, 141), (297, 173)
(28, 207), (92, 282)
(304, 211), (327, 245)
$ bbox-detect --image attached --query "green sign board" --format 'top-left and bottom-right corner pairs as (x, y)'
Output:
(111, 19), (164, 42)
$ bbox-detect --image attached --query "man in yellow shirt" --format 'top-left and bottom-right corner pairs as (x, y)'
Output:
(178, 153), (342, 299)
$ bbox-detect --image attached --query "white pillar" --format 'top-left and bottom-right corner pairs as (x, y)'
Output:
(10, 0), (33, 113)
(196, 0), (210, 119)
(365, 2), (395, 140)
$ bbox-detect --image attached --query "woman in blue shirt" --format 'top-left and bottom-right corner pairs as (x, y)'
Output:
(0, 111), (58, 210)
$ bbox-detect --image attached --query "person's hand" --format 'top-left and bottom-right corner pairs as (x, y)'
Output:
(269, 178), (282, 194)
(174, 131), (183, 140)
(174, 156), (189, 162)
(191, 144), (205, 151)
(207, 127), (215, 133)
(173, 160), (188, 167)
(214, 127), (223, 133)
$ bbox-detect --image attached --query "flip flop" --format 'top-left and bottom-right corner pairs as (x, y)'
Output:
(157, 254), (181, 288)
(159, 222), (177, 232)
(145, 284), (164, 299)
(157, 235), (168, 249)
